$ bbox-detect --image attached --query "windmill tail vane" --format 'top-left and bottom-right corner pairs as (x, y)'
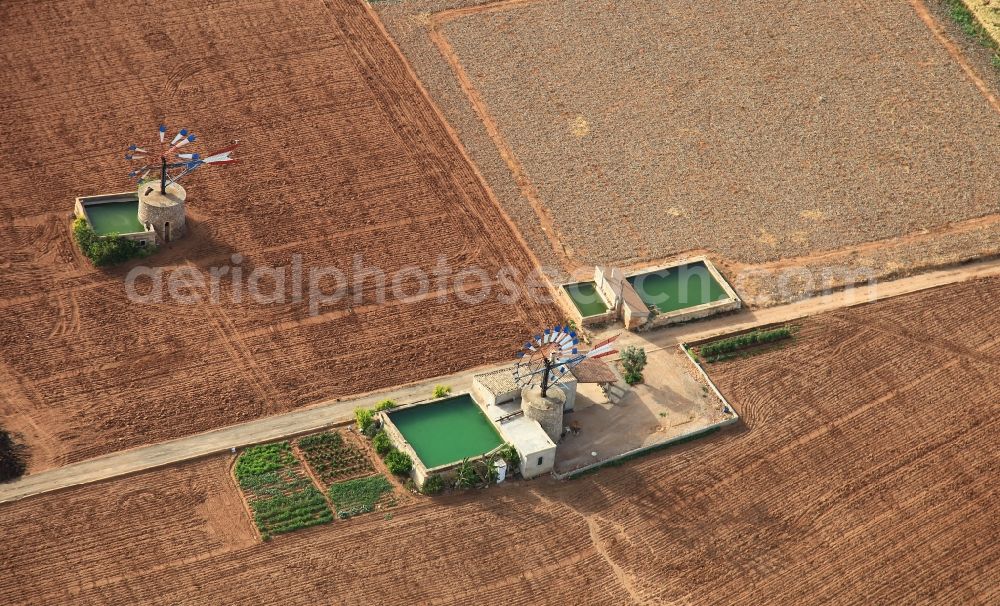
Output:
(126, 124), (238, 194)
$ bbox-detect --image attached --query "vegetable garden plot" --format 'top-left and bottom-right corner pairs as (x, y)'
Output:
(329, 475), (394, 519)
(296, 431), (374, 487)
(234, 442), (332, 539)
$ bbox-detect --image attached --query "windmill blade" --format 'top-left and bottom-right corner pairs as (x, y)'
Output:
(159, 124), (167, 143)
(128, 163), (154, 179)
(556, 354), (586, 367)
(170, 128), (189, 145)
(177, 152), (201, 160)
(516, 364), (555, 382)
(167, 133), (196, 155)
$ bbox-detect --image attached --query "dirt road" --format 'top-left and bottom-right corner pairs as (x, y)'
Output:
(2, 257), (995, 506)
(1, 276), (996, 604)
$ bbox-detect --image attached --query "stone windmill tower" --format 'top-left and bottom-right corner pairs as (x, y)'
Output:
(513, 326), (618, 442)
(126, 125), (237, 243)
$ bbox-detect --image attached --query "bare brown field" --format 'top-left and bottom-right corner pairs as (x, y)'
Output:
(2, 278), (996, 605)
(0, 0), (558, 469)
(376, 0), (1000, 273)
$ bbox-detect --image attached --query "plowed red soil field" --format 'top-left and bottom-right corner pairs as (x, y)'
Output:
(0, 0), (556, 470)
(2, 279), (996, 604)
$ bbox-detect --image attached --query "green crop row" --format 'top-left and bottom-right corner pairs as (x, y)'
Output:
(234, 442), (296, 484)
(699, 327), (793, 361)
(329, 474), (393, 518)
(253, 486), (333, 538)
(234, 441), (333, 539)
(296, 431), (374, 485)
(298, 431), (343, 451)
(944, 0), (1000, 70)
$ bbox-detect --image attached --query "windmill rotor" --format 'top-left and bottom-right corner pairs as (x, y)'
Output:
(126, 124), (238, 194)
(513, 325), (619, 397)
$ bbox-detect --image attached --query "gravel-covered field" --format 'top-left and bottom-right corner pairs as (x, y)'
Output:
(2, 278), (997, 604)
(376, 0), (1000, 269)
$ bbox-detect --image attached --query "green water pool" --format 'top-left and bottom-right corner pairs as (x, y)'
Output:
(387, 394), (503, 469)
(563, 281), (608, 317)
(627, 261), (728, 313)
(85, 201), (144, 235)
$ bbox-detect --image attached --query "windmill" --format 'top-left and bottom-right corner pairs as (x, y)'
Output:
(126, 124), (238, 195)
(513, 325), (618, 398)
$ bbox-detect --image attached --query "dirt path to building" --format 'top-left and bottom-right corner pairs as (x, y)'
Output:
(2, 257), (995, 506)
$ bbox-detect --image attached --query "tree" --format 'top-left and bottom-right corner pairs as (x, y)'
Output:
(0, 429), (27, 483)
(620, 345), (648, 385)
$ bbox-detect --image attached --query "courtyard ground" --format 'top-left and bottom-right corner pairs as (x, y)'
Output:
(554, 348), (733, 475)
(1, 277), (996, 604)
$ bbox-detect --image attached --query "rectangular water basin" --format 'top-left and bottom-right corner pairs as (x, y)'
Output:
(627, 260), (729, 313)
(562, 281), (609, 317)
(386, 394), (503, 469)
(85, 199), (144, 236)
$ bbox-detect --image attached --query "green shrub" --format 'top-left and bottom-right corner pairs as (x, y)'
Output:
(699, 327), (793, 361)
(372, 431), (393, 457)
(432, 385), (451, 399)
(373, 399), (396, 412)
(421, 473), (445, 495)
(0, 429), (27, 483)
(72, 218), (153, 266)
(620, 345), (647, 385)
(354, 407), (374, 433)
(496, 443), (520, 469)
(384, 449), (412, 475)
(453, 458), (478, 489)
(477, 457), (499, 486)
